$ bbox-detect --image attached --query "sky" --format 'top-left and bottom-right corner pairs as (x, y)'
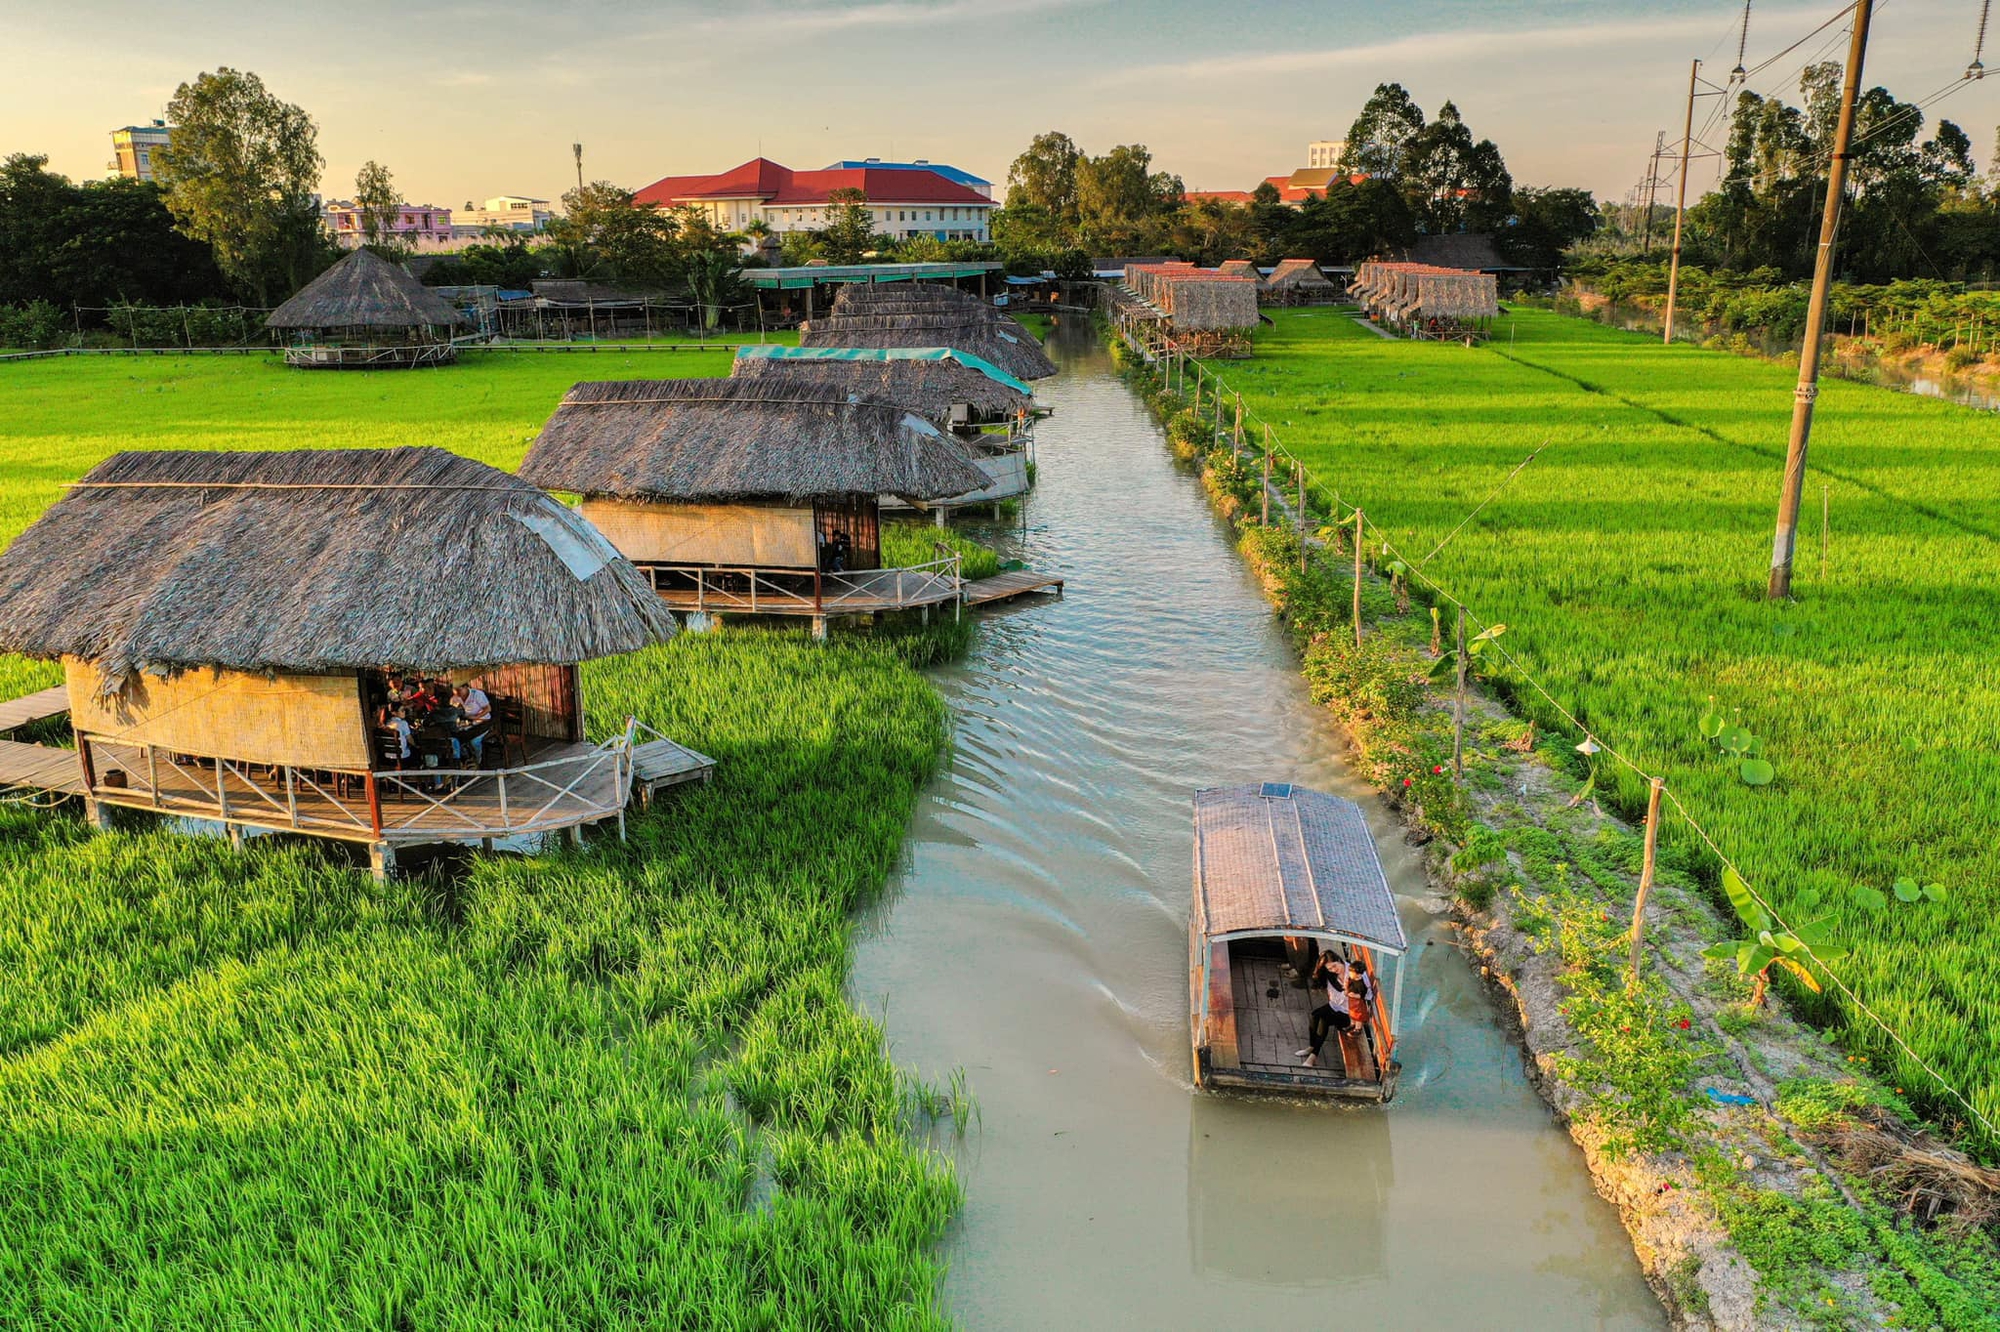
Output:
(4, 0), (1996, 209)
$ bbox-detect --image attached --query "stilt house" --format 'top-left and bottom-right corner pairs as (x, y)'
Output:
(266, 248), (466, 368)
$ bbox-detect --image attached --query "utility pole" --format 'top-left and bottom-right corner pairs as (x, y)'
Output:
(1640, 132), (1666, 254)
(1662, 60), (1700, 343)
(1769, 0), (1873, 600)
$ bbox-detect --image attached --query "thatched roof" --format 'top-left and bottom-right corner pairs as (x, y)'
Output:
(800, 312), (1057, 380)
(1215, 259), (1264, 284)
(1264, 259), (1339, 292)
(266, 249), (464, 331)
(0, 448), (677, 683)
(1352, 261), (1497, 321)
(520, 378), (991, 503)
(730, 351), (1030, 419)
(1164, 276), (1260, 331)
(830, 281), (987, 316)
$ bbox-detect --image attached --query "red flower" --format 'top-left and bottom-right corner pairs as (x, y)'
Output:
(1677, 1018), (1692, 1030)
(1432, 764), (1445, 775)
(1402, 777), (1413, 787)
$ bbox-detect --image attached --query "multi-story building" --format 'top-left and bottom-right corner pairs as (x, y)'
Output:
(322, 200), (456, 249)
(453, 195), (554, 235)
(109, 121), (172, 182)
(1306, 139), (1347, 169)
(634, 158), (995, 242)
(823, 158), (993, 199)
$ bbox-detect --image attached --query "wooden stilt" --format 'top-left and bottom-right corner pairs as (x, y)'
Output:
(369, 842), (396, 882)
(1627, 777), (1666, 991)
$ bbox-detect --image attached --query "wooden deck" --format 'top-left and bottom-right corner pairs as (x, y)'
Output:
(0, 686), (69, 735)
(964, 570), (1065, 606)
(632, 736), (716, 804)
(1230, 954), (1380, 1082)
(0, 739), (83, 795)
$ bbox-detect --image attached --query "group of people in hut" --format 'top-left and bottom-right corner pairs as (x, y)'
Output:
(373, 674), (494, 776)
(1298, 946), (1380, 1070)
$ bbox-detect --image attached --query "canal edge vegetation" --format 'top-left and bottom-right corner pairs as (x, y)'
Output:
(1101, 310), (2000, 1330)
(0, 349), (1005, 1325)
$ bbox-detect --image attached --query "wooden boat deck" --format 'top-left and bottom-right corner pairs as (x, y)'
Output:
(963, 570), (1065, 605)
(1230, 954), (1379, 1082)
(0, 686), (70, 735)
(0, 739), (83, 795)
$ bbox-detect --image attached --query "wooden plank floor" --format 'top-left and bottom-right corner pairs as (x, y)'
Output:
(0, 687), (70, 735)
(1230, 955), (1378, 1081)
(0, 740), (83, 795)
(653, 584), (960, 616)
(964, 570), (1065, 605)
(632, 737), (715, 788)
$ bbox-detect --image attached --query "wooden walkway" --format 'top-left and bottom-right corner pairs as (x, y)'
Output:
(0, 740), (82, 795)
(964, 570), (1065, 606)
(0, 686), (69, 735)
(632, 737), (716, 804)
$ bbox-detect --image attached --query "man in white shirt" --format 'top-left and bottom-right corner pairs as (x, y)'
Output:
(460, 680), (492, 763)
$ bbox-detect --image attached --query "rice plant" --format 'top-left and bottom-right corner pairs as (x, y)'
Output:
(1208, 307), (2000, 1146)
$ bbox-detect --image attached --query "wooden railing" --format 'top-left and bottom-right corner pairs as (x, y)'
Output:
(647, 551), (965, 615)
(282, 343), (458, 368)
(77, 723), (640, 843)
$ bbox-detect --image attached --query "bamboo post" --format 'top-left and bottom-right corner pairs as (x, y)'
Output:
(1627, 776), (1666, 990)
(1232, 394), (1244, 458)
(1453, 607), (1468, 779)
(1260, 430), (1271, 525)
(1296, 461), (1307, 573)
(1352, 508), (1365, 650)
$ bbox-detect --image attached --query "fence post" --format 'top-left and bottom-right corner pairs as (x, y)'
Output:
(1296, 461), (1307, 573)
(1232, 394), (1243, 458)
(1260, 429), (1272, 525)
(1352, 508), (1365, 650)
(1627, 776), (1666, 991)
(1453, 607), (1468, 779)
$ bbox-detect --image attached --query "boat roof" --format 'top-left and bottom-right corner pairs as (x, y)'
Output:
(1192, 783), (1407, 954)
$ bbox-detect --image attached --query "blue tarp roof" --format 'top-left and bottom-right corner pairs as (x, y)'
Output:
(734, 343), (1032, 395)
(824, 160), (991, 188)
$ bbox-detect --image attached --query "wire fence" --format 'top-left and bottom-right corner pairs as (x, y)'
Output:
(1108, 299), (2000, 1143)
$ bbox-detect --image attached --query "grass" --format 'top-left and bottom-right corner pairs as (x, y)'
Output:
(0, 352), (978, 1326)
(1200, 306), (2000, 1147)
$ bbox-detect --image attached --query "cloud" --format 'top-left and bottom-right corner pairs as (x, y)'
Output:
(680, 0), (1093, 39)
(1089, 3), (1835, 88)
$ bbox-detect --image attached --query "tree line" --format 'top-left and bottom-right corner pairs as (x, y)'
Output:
(991, 86), (1600, 272)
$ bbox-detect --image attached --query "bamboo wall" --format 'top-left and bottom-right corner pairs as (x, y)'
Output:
(67, 659), (369, 769)
(582, 499), (819, 570)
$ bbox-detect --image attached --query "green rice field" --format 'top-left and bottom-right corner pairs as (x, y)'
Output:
(1205, 308), (2000, 1144)
(0, 350), (972, 1325)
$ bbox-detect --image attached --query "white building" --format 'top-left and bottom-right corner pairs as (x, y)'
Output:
(454, 195), (554, 235)
(109, 121), (172, 182)
(635, 158), (995, 243)
(1307, 139), (1348, 170)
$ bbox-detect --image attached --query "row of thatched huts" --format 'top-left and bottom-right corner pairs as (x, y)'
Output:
(1122, 262), (1261, 357)
(1350, 261), (1499, 338)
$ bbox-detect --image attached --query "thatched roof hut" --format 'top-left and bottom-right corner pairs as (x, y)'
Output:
(1215, 259), (1264, 284)
(730, 348), (1031, 421)
(1351, 261), (1497, 325)
(1163, 275), (1259, 331)
(1263, 258), (1340, 303)
(800, 312), (1058, 380)
(521, 378), (989, 504)
(0, 447), (675, 685)
(267, 249), (464, 334)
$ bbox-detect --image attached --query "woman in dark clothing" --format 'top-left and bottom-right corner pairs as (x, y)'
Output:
(1299, 951), (1349, 1069)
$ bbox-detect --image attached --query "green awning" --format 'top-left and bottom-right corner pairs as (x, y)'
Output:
(733, 343), (1032, 396)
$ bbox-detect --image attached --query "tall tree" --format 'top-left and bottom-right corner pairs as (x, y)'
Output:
(1077, 144), (1170, 249)
(153, 67), (326, 304)
(820, 186), (875, 263)
(544, 181), (682, 284)
(0, 154), (222, 310)
(1340, 83), (1426, 178)
(353, 160), (403, 254)
(1006, 131), (1082, 224)
(1402, 101), (1512, 234)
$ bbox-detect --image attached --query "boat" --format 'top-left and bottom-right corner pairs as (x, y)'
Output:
(1189, 782), (1409, 1101)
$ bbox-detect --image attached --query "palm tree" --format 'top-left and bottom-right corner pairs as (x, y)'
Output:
(683, 248), (746, 333)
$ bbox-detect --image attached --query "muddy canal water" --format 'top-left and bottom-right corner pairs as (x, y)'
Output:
(848, 322), (1664, 1330)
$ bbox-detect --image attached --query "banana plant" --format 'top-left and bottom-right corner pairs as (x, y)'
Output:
(1701, 868), (1845, 1007)
(1428, 621), (1508, 682)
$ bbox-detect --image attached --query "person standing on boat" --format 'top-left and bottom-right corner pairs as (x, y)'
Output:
(1299, 951), (1348, 1068)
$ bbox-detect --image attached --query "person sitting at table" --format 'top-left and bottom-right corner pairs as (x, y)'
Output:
(458, 680), (492, 763)
(384, 705), (414, 766)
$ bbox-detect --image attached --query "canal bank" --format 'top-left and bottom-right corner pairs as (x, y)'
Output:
(848, 319), (1663, 1329)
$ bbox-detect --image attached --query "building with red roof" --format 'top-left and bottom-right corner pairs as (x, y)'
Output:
(635, 158), (995, 242)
